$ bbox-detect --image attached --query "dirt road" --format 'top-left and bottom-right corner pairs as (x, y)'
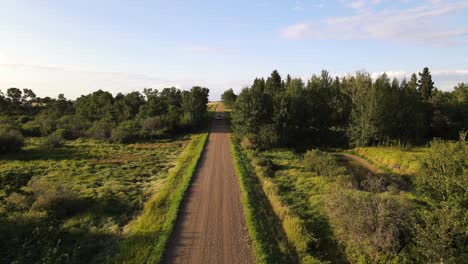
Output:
(164, 104), (254, 264)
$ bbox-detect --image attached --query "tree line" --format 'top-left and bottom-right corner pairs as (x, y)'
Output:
(227, 68), (468, 149)
(0, 86), (209, 153)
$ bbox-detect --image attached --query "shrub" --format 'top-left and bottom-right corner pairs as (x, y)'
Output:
(21, 120), (41, 137)
(303, 149), (346, 178)
(17, 115), (31, 124)
(413, 139), (468, 263)
(35, 112), (57, 136)
(0, 127), (24, 154)
(30, 177), (83, 218)
(111, 120), (141, 143)
(252, 154), (275, 177)
(57, 115), (90, 139)
(87, 120), (112, 140)
(142, 116), (164, 138)
(258, 124), (279, 149)
(325, 191), (412, 263)
(40, 131), (65, 149)
(240, 135), (256, 149)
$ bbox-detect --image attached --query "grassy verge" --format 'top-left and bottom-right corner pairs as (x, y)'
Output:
(349, 146), (428, 175)
(114, 132), (208, 264)
(230, 140), (297, 264)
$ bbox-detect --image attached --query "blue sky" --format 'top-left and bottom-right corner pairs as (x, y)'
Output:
(1, 0), (468, 100)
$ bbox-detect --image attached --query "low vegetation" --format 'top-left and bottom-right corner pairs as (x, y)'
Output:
(232, 140), (467, 263)
(0, 136), (190, 263)
(115, 132), (208, 264)
(351, 146), (427, 175)
(231, 138), (297, 264)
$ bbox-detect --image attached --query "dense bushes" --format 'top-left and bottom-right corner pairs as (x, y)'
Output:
(111, 120), (141, 143)
(40, 131), (65, 149)
(325, 191), (412, 263)
(0, 127), (24, 154)
(303, 149), (346, 178)
(413, 138), (468, 263)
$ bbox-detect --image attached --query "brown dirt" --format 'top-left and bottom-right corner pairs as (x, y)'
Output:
(164, 104), (254, 264)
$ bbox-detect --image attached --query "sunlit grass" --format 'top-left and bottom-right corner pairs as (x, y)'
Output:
(350, 146), (428, 175)
(0, 136), (190, 263)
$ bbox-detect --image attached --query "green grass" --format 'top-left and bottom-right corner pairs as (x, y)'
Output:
(114, 132), (208, 264)
(350, 146), (428, 175)
(0, 136), (190, 263)
(231, 139), (298, 264)
(261, 150), (342, 263)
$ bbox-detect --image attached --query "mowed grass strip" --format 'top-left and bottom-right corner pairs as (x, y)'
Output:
(231, 139), (298, 264)
(115, 132), (208, 264)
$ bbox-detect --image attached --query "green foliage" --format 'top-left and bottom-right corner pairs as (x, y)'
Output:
(57, 115), (90, 139)
(40, 130), (65, 149)
(0, 126), (24, 154)
(221, 88), (237, 108)
(346, 72), (381, 147)
(21, 120), (41, 136)
(180, 86), (209, 127)
(303, 149), (346, 178)
(413, 139), (468, 263)
(87, 120), (113, 140)
(418, 67), (435, 100)
(325, 190), (413, 263)
(416, 139), (467, 205)
(232, 68), (467, 149)
(111, 120), (141, 143)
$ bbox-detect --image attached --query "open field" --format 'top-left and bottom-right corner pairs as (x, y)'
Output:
(0, 135), (196, 263)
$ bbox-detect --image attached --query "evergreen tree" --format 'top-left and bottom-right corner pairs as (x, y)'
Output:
(409, 73), (418, 91)
(418, 67), (435, 100)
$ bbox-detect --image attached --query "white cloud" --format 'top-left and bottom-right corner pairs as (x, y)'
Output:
(281, 23), (315, 39)
(281, 1), (468, 45)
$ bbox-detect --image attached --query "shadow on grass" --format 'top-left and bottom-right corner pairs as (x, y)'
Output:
(335, 154), (414, 193)
(1, 145), (96, 162)
(238, 149), (300, 264)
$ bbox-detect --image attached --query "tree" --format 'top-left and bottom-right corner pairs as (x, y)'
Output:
(232, 80), (273, 145)
(346, 72), (380, 147)
(408, 73), (418, 91)
(74, 90), (114, 121)
(181, 86), (209, 127)
(7, 88), (22, 104)
(418, 67), (435, 100)
(221, 88), (237, 108)
(265, 70), (283, 95)
(453, 82), (468, 103)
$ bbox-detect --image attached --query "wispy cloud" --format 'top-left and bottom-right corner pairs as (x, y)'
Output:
(281, 0), (468, 45)
(184, 45), (223, 53)
(0, 63), (203, 99)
